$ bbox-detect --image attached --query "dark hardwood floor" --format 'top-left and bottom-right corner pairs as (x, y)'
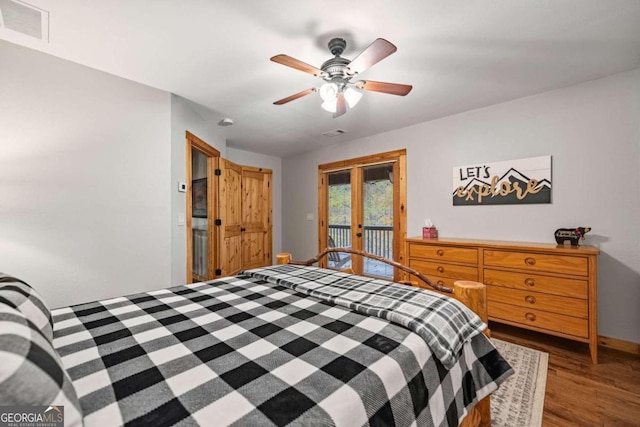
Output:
(490, 322), (640, 427)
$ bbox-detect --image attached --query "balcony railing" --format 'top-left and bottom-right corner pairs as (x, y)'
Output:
(328, 224), (394, 278)
(328, 224), (351, 248)
(328, 224), (393, 260)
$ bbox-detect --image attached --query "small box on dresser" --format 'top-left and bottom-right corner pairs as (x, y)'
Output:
(405, 237), (600, 363)
(422, 227), (439, 239)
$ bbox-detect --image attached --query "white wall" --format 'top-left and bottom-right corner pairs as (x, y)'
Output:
(0, 41), (283, 306)
(282, 69), (640, 344)
(226, 147), (283, 262)
(0, 40), (173, 308)
(170, 95), (227, 285)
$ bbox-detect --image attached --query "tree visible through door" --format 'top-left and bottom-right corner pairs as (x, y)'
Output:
(319, 150), (407, 281)
(362, 163), (394, 278)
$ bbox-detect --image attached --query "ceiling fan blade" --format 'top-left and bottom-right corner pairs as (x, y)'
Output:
(355, 80), (413, 96)
(270, 54), (325, 77)
(346, 38), (397, 75)
(273, 88), (316, 105)
(333, 92), (347, 118)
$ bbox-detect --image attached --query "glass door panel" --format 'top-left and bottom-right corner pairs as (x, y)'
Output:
(191, 147), (208, 281)
(327, 170), (352, 270)
(319, 150), (406, 281)
(362, 163), (394, 279)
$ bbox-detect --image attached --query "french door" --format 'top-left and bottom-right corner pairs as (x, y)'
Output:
(318, 150), (407, 281)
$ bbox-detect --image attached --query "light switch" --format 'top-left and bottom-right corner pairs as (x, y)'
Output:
(306, 213), (314, 221)
(177, 213), (185, 226)
(178, 182), (187, 192)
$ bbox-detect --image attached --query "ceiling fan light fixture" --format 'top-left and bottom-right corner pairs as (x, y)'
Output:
(321, 99), (337, 113)
(344, 87), (362, 108)
(272, 37), (410, 118)
(319, 82), (338, 101)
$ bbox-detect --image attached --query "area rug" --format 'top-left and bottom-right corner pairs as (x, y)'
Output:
(490, 338), (549, 427)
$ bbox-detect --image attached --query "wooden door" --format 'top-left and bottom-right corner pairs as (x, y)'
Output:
(241, 167), (272, 269)
(318, 150), (407, 281)
(218, 158), (243, 276)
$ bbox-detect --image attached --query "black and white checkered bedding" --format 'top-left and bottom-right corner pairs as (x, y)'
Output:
(0, 303), (83, 427)
(243, 265), (486, 369)
(52, 269), (513, 427)
(1, 273), (54, 341)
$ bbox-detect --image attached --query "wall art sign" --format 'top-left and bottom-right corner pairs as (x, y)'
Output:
(452, 155), (551, 205)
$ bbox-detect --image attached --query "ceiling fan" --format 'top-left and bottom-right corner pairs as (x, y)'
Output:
(271, 37), (413, 118)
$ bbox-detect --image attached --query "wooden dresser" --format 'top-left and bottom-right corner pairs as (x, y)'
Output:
(405, 237), (600, 363)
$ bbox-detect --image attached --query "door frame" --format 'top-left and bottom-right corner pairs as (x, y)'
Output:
(185, 131), (220, 283)
(318, 149), (407, 281)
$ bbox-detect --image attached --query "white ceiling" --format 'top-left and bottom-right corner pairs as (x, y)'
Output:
(2, 0), (640, 157)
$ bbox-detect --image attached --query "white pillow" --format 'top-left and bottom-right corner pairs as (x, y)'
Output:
(0, 274), (53, 342)
(0, 303), (83, 426)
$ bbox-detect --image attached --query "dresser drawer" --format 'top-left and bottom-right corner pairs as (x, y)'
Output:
(403, 274), (455, 290)
(409, 259), (478, 281)
(489, 301), (588, 338)
(484, 269), (588, 299)
(487, 286), (587, 318)
(407, 274), (477, 298)
(408, 243), (477, 264)
(411, 278), (452, 297)
(425, 275), (457, 289)
(484, 250), (588, 276)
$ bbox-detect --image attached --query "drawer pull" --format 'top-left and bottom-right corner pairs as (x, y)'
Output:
(436, 249), (444, 256)
(525, 312), (537, 321)
(524, 278), (535, 287)
(437, 266), (445, 273)
(436, 280), (444, 285)
(525, 257), (536, 266)
(525, 295), (537, 304)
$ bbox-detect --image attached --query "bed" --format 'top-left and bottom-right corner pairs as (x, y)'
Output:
(0, 251), (512, 427)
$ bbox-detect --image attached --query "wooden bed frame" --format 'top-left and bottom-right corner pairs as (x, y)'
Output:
(277, 248), (491, 427)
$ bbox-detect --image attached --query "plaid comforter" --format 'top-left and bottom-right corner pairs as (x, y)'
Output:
(244, 265), (486, 369)
(52, 268), (512, 427)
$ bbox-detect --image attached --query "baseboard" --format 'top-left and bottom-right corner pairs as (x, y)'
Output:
(598, 335), (640, 356)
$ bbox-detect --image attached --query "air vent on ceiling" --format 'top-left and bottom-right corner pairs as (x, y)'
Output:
(322, 129), (348, 137)
(0, 0), (49, 42)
